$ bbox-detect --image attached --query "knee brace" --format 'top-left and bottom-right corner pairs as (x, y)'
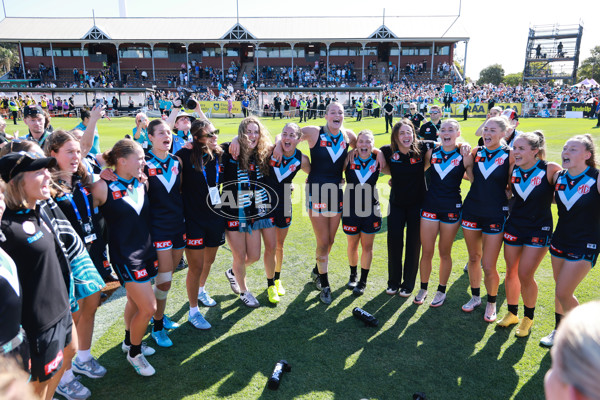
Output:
(154, 272), (172, 300)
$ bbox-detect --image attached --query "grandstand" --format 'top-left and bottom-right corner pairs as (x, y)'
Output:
(0, 15), (469, 89)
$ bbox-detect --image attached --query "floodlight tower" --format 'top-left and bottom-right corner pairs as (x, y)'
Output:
(119, 0), (127, 18)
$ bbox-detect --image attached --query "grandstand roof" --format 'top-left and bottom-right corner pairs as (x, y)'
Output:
(0, 16), (469, 43)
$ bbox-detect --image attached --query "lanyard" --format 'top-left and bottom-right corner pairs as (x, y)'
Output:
(201, 156), (219, 187)
(67, 183), (94, 235)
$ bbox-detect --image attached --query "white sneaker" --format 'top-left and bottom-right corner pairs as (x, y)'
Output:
(127, 353), (155, 376)
(484, 302), (497, 322)
(240, 291), (260, 308)
(225, 268), (241, 294)
(430, 291), (446, 308)
(461, 296), (481, 312)
(413, 289), (428, 305)
(121, 341), (155, 356)
(540, 330), (556, 348)
(56, 376), (91, 400)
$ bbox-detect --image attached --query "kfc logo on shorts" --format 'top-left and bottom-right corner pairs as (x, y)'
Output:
(494, 157), (505, 166)
(373, 221), (380, 228)
(503, 232), (517, 241)
(103, 260), (110, 269)
(313, 203), (327, 209)
(285, 217), (291, 224)
(578, 185), (590, 194)
(187, 238), (204, 246)
(228, 221), (240, 228)
(44, 350), (63, 375)
(531, 177), (542, 186)
(134, 269), (148, 280)
(343, 225), (357, 233)
(451, 159), (460, 166)
(532, 237), (540, 244)
(462, 220), (477, 228)
(422, 211), (437, 219)
(148, 168), (157, 176)
(112, 191), (122, 200)
(154, 240), (172, 249)
(448, 213), (458, 219)
(489, 224), (500, 230)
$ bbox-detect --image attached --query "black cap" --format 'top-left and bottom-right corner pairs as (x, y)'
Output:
(0, 151), (56, 182)
(23, 105), (44, 118)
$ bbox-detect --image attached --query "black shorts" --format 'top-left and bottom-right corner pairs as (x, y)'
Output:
(306, 182), (343, 214)
(3, 328), (30, 373)
(503, 223), (552, 247)
(550, 243), (598, 268)
(29, 313), (72, 382)
(152, 229), (186, 251)
(421, 208), (462, 224)
(273, 205), (292, 229)
(461, 213), (506, 234)
(186, 219), (226, 249)
(226, 216), (275, 232)
(342, 214), (382, 235)
(113, 259), (158, 284)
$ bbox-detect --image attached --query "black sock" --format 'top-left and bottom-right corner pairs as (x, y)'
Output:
(313, 264), (319, 275)
(487, 295), (497, 303)
(349, 265), (357, 276)
(153, 317), (164, 332)
(471, 288), (480, 297)
(421, 282), (428, 290)
(274, 272), (281, 280)
(437, 284), (447, 294)
(524, 306), (535, 320)
(507, 304), (518, 316)
(129, 343), (142, 358)
(320, 273), (330, 288)
(124, 330), (131, 346)
(359, 268), (369, 284)
(555, 312), (563, 330)
(267, 278), (275, 287)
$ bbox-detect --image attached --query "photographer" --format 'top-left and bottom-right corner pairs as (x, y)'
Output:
(165, 92), (201, 154)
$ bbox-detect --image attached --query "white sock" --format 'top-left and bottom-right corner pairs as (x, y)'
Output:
(198, 286), (205, 294)
(60, 368), (75, 384)
(189, 306), (199, 317)
(77, 349), (92, 363)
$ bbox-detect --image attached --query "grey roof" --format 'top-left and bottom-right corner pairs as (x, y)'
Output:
(0, 16), (469, 43)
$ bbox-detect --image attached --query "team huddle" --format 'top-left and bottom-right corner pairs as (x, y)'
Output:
(0, 98), (598, 400)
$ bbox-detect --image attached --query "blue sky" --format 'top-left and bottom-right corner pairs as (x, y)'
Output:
(2, 0), (598, 79)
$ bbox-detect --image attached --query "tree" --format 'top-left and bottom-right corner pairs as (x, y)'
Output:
(503, 72), (523, 86)
(577, 45), (600, 82)
(0, 44), (19, 74)
(477, 64), (504, 86)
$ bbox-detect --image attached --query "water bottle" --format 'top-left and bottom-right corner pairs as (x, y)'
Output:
(267, 359), (291, 390)
(352, 307), (379, 327)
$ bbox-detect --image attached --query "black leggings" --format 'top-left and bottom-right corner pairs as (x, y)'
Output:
(387, 202), (422, 291)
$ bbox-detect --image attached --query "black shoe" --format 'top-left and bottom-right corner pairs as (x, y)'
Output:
(353, 281), (366, 296)
(176, 258), (188, 271)
(347, 274), (358, 289)
(320, 287), (332, 304)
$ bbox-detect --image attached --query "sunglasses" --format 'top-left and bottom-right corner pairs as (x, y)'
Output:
(8, 151), (42, 181)
(430, 111), (440, 114)
(203, 129), (219, 138)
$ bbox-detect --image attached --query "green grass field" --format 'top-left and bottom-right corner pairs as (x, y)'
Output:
(7, 115), (599, 400)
